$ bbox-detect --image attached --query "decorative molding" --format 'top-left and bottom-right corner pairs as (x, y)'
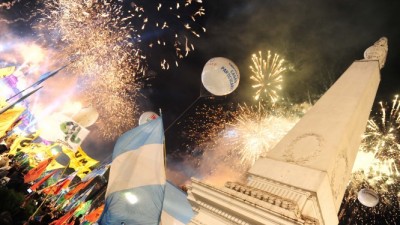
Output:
(329, 148), (349, 203)
(302, 215), (320, 225)
(225, 181), (300, 215)
(247, 174), (311, 208)
(246, 174), (323, 224)
(189, 217), (208, 225)
(196, 200), (251, 225)
(189, 178), (321, 225)
(283, 133), (324, 165)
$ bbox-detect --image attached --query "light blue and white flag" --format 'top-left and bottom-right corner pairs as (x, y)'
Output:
(161, 181), (195, 225)
(98, 117), (166, 225)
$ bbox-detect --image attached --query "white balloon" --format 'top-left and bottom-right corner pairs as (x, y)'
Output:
(139, 111), (159, 125)
(357, 188), (379, 207)
(201, 57), (240, 96)
(72, 107), (99, 128)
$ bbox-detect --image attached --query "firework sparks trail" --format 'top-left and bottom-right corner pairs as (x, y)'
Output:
(169, 101), (309, 185)
(34, 0), (145, 139)
(0, 0), (21, 10)
(340, 95), (400, 224)
(2, 0), (207, 138)
(249, 50), (287, 104)
(129, 0), (206, 70)
(0, 0), (38, 24)
(226, 102), (306, 165)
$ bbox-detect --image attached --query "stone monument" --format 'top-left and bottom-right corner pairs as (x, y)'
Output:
(186, 37), (388, 225)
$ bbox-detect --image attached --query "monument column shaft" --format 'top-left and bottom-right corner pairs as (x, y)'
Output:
(250, 60), (381, 222)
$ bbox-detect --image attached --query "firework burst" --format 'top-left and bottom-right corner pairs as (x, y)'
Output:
(249, 50), (287, 104)
(2, 0), (207, 138)
(176, 101), (308, 184)
(129, 0), (206, 70)
(226, 102), (306, 165)
(34, 0), (144, 139)
(362, 96), (400, 161)
(340, 95), (400, 224)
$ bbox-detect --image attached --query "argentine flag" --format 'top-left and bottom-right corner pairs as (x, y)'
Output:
(98, 117), (166, 225)
(161, 181), (195, 225)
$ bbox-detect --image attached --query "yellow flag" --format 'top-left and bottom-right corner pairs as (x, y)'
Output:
(9, 131), (40, 155)
(76, 166), (92, 179)
(0, 97), (7, 108)
(65, 146), (99, 170)
(0, 106), (25, 138)
(0, 66), (16, 78)
(62, 146), (98, 179)
(46, 159), (66, 171)
(24, 144), (52, 167)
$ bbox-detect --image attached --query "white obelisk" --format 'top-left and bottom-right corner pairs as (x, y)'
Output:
(187, 37), (388, 225)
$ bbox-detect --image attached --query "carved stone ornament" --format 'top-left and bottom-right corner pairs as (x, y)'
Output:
(363, 37), (388, 69)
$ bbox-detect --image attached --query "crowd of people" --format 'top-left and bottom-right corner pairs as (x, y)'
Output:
(0, 134), (105, 225)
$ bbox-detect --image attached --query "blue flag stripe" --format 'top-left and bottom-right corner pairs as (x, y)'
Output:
(101, 185), (165, 225)
(162, 181), (194, 224)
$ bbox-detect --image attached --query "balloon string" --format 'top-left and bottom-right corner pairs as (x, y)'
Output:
(164, 96), (202, 133)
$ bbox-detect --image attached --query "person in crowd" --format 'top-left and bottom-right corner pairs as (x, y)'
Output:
(0, 211), (13, 225)
(74, 214), (83, 225)
(0, 142), (9, 154)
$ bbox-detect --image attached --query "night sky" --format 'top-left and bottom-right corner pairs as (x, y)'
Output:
(144, 0), (400, 137)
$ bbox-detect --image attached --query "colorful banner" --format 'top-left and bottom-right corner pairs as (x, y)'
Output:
(40, 113), (90, 151)
(30, 170), (58, 191)
(42, 171), (77, 195)
(0, 97), (7, 108)
(74, 200), (92, 217)
(0, 106), (25, 138)
(46, 158), (66, 171)
(64, 178), (93, 200)
(0, 66), (16, 78)
(49, 205), (79, 225)
(24, 157), (54, 183)
(8, 131), (40, 155)
(83, 204), (104, 223)
(65, 146), (98, 174)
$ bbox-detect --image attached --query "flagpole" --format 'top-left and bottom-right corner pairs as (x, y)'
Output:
(29, 193), (52, 221)
(91, 186), (107, 207)
(164, 96), (202, 133)
(163, 82), (214, 133)
(0, 86), (43, 115)
(6, 64), (68, 102)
